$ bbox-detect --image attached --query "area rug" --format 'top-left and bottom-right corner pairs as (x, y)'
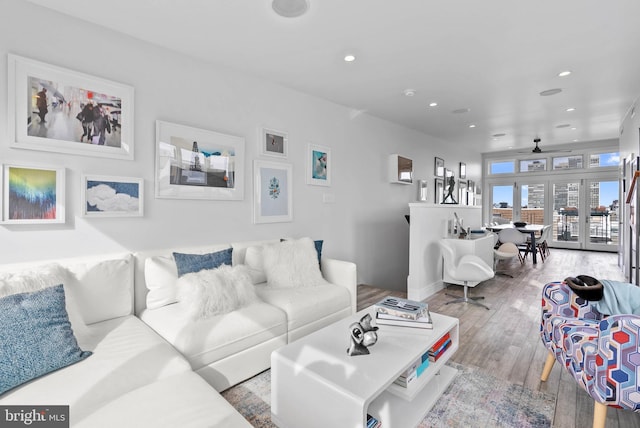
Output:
(222, 362), (555, 427)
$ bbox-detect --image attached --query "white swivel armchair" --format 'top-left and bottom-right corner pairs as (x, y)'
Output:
(439, 239), (495, 310)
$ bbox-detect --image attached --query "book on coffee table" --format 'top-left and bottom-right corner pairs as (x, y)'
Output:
(374, 296), (428, 320)
(375, 311), (433, 329)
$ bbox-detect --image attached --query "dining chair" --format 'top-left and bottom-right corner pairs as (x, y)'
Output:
(535, 225), (552, 262)
(493, 242), (522, 277)
(497, 228), (528, 263)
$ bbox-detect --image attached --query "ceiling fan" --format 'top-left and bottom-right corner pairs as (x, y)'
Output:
(517, 138), (572, 154)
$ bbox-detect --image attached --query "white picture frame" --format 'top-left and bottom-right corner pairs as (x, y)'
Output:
(8, 54), (134, 160)
(260, 127), (288, 158)
(2, 163), (65, 224)
(306, 143), (331, 186)
(254, 160), (293, 224)
(155, 120), (245, 200)
(81, 175), (144, 217)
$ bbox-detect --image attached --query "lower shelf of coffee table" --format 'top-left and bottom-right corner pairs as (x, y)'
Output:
(367, 364), (457, 427)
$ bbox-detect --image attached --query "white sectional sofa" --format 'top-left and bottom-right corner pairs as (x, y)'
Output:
(0, 238), (357, 427)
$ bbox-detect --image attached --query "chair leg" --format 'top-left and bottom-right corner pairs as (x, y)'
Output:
(445, 284), (489, 310)
(592, 401), (607, 428)
(541, 352), (555, 381)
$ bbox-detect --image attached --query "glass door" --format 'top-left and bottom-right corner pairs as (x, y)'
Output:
(552, 181), (582, 249)
(520, 182), (545, 225)
(490, 184), (513, 224)
(585, 179), (619, 251)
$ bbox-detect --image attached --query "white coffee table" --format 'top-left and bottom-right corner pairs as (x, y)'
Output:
(271, 306), (459, 428)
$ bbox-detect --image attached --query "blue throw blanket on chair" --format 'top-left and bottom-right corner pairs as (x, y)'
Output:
(594, 280), (640, 316)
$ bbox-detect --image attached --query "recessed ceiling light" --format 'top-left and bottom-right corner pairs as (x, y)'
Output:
(566, 107), (576, 112)
(539, 88), (562, 96)
(272, 0), (309, 17)
(344, 54), (356, 62)
(403, 89), (416, 97)
(469, 124), (476, 128)
(452, 108), (470, 114)
(556, 124), (571, 128)
(571, 127), (577, 130)
(558, 70), (572, 77)
(573, 139), (579, 142)
(429, 102), (438, 107)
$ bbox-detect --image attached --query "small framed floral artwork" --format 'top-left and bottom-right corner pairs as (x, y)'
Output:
(2, 164), (65, 224)
(81, 175), (144, 217)
(254, 160), (293, 224)
(307, 143), (331, 186)
(260, 127), (288, 158)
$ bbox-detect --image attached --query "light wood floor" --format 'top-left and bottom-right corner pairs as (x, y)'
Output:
(358, 249), (640, 428)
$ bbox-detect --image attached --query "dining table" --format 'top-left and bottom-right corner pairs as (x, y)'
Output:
(486, 223), (546, 264)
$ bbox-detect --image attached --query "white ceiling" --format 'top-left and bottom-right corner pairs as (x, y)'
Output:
(24, 0), (640, 154)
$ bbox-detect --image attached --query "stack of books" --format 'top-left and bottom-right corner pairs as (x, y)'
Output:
(374, 297), (433, 329)
(366, 413), (381, 428)
(393, 351), (430, 388)
(427, 331), (452, 362)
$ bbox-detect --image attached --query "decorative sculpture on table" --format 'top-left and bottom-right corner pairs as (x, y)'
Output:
(347, 314), (379, 356)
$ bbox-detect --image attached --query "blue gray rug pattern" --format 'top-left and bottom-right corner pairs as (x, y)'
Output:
(222, 362), (555, 427)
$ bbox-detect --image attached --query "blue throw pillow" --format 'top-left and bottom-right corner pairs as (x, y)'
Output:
(0, 285), (92, 395)
(173, 248), (233, 277)
(314, 240), (323, 264)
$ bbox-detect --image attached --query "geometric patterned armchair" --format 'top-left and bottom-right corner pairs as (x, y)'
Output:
(540, 281), (640, 428)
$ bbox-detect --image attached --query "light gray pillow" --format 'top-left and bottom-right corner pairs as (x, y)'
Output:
(262, 237), (326, 288)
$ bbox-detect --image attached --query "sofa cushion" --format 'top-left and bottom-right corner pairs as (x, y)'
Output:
(0, 315), (192, 420)
(255, 282), (351, 331)
(173, 248), (233, 277)
(176, 265), (258, 319)
(70, 256), (134, 324)
(262, 237), (326, 288)
(144, 255), (180, 310)
(74, 372), (252, 428)
(140, 301), (287, 370)
(0, 285), (92, 395)
(244, 245), (267, 284)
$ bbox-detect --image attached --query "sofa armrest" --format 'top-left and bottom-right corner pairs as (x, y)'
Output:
(321, 258), (357, 314)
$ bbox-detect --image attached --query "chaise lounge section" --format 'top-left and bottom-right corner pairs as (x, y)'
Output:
(0, 237), (356, 426)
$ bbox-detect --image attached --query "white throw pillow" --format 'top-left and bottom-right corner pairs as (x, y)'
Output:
(262, 237), (327, 288)
(145, 255), (179, 310)
(244, 246), (267, 284)
(176, 265), (258, 320)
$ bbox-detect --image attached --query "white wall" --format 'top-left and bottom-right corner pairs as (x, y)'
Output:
(0, 1), (481, 291)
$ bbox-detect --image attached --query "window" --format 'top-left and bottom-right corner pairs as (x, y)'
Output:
(519, 159), (546, 172)
(489, 160), (514, 175)
(552, 155), (583, 170)
(589, 152), (619, 168)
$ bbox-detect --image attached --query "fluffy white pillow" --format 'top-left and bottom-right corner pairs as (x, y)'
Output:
(0, 264), (87, 335)
(176, 265), (258, 320)
(244, 246), (267, 284)
(262, 237), (327, 288)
